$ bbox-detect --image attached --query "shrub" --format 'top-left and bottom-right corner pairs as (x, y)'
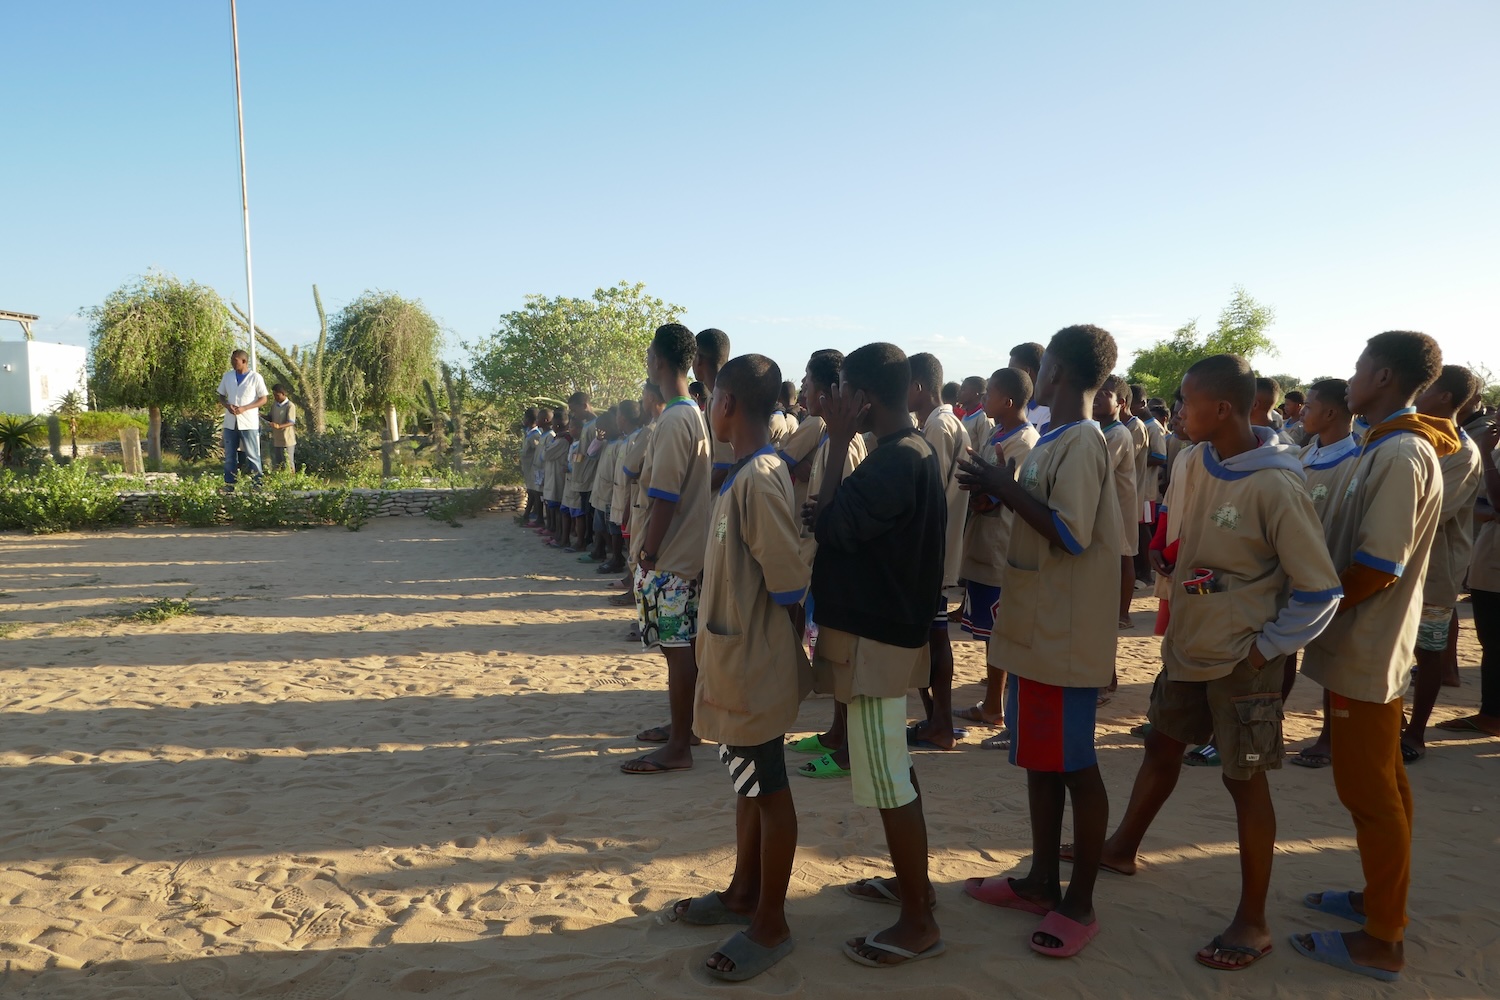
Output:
(296, 428), (370, 480)
(169, 414), (224, 464)
(0, 461), (126, 533)
(2, 411), (149, 446)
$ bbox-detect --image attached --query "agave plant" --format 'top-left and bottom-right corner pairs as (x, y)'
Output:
(0, 415), (43, 469)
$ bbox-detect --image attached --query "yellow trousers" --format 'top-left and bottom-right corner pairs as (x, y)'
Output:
(1329, 694), (1411, 943)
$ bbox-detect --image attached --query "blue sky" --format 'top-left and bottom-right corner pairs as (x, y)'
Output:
(3, 1), (1496, 392)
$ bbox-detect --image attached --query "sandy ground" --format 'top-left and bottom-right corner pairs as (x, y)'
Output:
(0, 514), (1495, 999)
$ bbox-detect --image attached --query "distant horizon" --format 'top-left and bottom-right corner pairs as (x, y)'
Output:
(4, 3), (1495, 397)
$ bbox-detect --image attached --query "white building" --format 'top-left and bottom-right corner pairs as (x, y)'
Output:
(0, 339), (90, 415)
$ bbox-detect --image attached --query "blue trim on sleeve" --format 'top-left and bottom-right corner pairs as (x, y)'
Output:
(1051, 511), (1084, 555)
(777, 450), (795, 465)
(622, 466), (640, 479)
(1291, 586), (1345, 603)
(1353, 550), (1404, 577)
(770, 587), (807, 606)
(1149, 451), (1167, 462)
(646, 487), (680, 502)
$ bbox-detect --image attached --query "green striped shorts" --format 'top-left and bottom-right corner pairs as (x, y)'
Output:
(848, 695), (917, 809)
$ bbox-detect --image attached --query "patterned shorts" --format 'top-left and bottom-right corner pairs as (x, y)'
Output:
(719, 739), (789, 797)
(634, 566), (700, 649)
(1416, 604), (1452, 652)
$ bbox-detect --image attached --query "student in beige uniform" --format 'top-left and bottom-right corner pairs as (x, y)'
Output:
(1095, 376), (1139, 630)
(953, 368), (1039, 744)
(778, 405), (825, 514)
(599, 400), (640, 576)
(907, 352), (971, 751)
(1436, 420), (1499, 736)
(957, 325), (1119, 958)
(609, 386), (664, 610)
(1402, 365), (1484, 760)
(1285, 378), (1362, 768)
(541, 417), (572, 538)
(622, 325), (713, 775)
(786, 349), (868, 779)
(583, 409), (619, 565)
(1122, 388), (1152, 583)
(768, 380), (799, 450)
(694, 327), (738, 490)
(665, 354), (812, 983)
(1081, 355), (1342, 972)
(959, 375), (995, 455)
(556, 415), (586, 552)
(1295, 331), (1459, 983)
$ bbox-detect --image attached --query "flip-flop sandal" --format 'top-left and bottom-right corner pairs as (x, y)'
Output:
(577, 553), (601, 563)
(1128, 722), (1153, 737)
(706, 931), (795, 982)
(787, 734), (838, 755)
(663, 892), (752, 926)
(619, 756), (691, 775)
(1289, 930), (1399, 982)
(1029, 911), (1099, 958)
(1195, 935), (1273, 971)
(1290, 750), (1331, 769)
(636, 726), (670, 743)
(979, 731), (1012, 750)
(1302, 890), (1366, 925)
(842, 934), (946, 968)
(953, 705), (1001, 726)
(962, 876), (1051, 915)
(1183, 745), (1221, 767)
(795, 753), (851, 779)
(844, 877), (938, 910)
(1400, 742), (1425, 764)
(1435, 715), (1491, 733)
(1096, 694), (1113, 707)
(905, 723), (968, 749)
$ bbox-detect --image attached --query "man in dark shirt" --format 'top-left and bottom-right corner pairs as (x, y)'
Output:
(804, 342), (948, 968)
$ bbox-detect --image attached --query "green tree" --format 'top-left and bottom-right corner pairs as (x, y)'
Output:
(1126, 286), (1278, 400)
(327, 290), (442, 476)
(51, 390), (86, 460)
(85, 273), (237, 468)
(230, 284), (334, 433)
(467, 281), (683, 419)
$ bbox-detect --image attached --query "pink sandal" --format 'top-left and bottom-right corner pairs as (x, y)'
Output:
(963, 876), (1052, 915)
(1029, 911), (1099, 958)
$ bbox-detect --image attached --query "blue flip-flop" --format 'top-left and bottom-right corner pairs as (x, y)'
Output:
(1289, 930), (1399, 982)
(1303, 890), (1367, 925)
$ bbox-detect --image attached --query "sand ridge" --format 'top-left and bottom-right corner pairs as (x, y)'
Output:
(0, 517), (1495, 998)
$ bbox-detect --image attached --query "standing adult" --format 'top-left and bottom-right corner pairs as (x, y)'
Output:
(217, 349), (268, 487)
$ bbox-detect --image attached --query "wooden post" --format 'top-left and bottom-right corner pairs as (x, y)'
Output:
(120, 427), (143, 475)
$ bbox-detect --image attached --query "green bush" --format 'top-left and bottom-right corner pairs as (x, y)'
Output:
(296, 428), (370, 480)
(168, 415), (223, 464)
(0, 461), (126, 533)
(2, 411), (150, 445)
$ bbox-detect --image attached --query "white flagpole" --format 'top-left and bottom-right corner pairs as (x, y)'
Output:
(230, 0), (257, 370)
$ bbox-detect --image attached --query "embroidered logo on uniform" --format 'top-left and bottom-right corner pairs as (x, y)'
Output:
(715, 516), (728, 542)
(1310, 484), (1329, 503)
(1211, 503), (1241, 531)
(1020, 462), (1040, 491)
(1344, 476), (1359, 502)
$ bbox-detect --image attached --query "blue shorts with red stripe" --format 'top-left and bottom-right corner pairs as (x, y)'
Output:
(959, 583), (1002, 639)
(1005, 674), (1098, 773)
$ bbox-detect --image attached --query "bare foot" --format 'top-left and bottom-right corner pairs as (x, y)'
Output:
(1060, 840), (1138, 876)
(954, 704), (1002, 726)
(906, 721), (956, 750)
(635, 725), (703, 746)
(620, 749), (693, 774)
(1435, 713), (1500, 737)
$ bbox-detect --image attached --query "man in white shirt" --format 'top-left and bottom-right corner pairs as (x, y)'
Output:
(217, 349), (269, 486)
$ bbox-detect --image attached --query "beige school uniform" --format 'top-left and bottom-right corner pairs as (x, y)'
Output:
(622, 424), (656, 551)
(962, 410), (995, 460)
(990, 421), (1120, 688)
(694, 449), (814, 746)
(1302, 429), (1445, 704)
(1299, 434), (1362, 530)
(519, 428), (543, 484)
(704, 404), (737, 478)
(610, 429), (639, 526)
(1144, 417), (1168, 505)
(813, 628), (930, 703)
(779, 415), (824, 514)
(801, 430), (868, 564)
(542, 433), (570, 503)
(1102, 420), (1139, 557)
(921, 404), (971, 589)
(1424, 431), (1483, 608)
(1160, 442), (1341, 682)
(768, 410), (798, 451)
(561, 440), (584, 512)
(1470, 449), (1499, 594)
(959, 423), (1040, 586)
(1125, 416), (1150, 523)
(592, 440), (619, 517)
(577, 420), (602, 496)
(634, 400), (712, 579)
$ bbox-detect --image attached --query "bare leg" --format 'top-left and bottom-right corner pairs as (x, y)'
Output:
(623, 645), (698, 772)
(844, 778), (941, 964)
(1087, 728), (1185, 875)
(1197, 772), (1275, 966)
(1281, 651), (1299, 704)
(1119, 555), (1134, 627)
(706, 789), (798, 973)
(913, 623), (957, 748)
(1402, 647), (1443, 755)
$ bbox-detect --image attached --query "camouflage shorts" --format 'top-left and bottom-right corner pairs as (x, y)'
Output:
(634, 567), (700, 650)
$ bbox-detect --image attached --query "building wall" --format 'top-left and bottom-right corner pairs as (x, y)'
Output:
(0, 341), (89, 414)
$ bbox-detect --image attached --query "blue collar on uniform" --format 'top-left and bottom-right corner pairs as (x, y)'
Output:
(990, 423), (1031, 446)
(1037, 419), (1093, 446)
(720, 445), (776, 495)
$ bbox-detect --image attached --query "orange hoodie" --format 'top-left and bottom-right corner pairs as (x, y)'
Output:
(1338, 413), (1462, 612)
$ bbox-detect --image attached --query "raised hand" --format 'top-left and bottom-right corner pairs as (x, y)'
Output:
(819, 382), (868, 445)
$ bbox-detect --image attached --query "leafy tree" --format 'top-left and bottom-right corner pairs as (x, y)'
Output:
(230, 284), (334, 433)
(86, 273), (237, 468)
(327, 290), (442, 475)
(51, 390), (86, 460)
(1126, 286), (1277, 400)
(468, 281), (683, 419)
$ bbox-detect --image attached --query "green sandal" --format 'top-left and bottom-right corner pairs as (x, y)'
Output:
(1184, 743), (1222, 767)
(794, 753), (850, 779)
(788, 734), (838, 755)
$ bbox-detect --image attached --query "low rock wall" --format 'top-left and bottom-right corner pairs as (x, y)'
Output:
(113, 485), (527, 522)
